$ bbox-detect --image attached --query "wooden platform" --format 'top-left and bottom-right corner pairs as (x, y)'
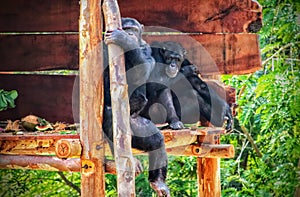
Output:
(0, 127), (234, 173)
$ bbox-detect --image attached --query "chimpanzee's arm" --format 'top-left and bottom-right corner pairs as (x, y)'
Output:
(158, 88), (185, 129)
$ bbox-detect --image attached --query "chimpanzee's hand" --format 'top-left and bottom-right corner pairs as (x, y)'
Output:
(224, 105), (233, 131)
(104, 29), (139, 51)
(134, 157), (143, 176)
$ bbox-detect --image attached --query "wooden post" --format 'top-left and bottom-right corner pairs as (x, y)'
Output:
(79, 0), (106, 196)
(102, 0), (136, 196)
(197, 158), (221, 197)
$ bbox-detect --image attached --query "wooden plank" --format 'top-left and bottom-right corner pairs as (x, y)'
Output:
(143, 34), (261, 75)
(103, 0), (136, 196)
(119, 0), (262, 33)
(0, 34), (260, 74)
(0, 74), (79, 123)
(0, 0), (79, 32)
(79, 0), (106, 196)
(0, 0), (261, 33)
(0, 34), (78, 71)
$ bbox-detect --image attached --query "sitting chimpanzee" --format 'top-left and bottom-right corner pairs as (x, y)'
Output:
(180, 62), (233, 130)
(143, 41), (233, 131)
(140, 41), (186, 130)
(103, 17), (170, 197)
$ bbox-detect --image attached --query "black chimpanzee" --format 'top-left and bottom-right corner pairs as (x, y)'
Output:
(140, 41), (186, 130)
(103, 18), (170, 197)
(180, 63), (233, 130)
(143, 41), (233, 131)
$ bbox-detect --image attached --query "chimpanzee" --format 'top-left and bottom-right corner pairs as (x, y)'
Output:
(140, 41), (186, 130)
(143, 41), (233, 131)
(180, 62), (233, 130)
(103, 18), (170, 197)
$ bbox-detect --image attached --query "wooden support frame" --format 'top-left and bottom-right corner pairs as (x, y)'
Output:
(102, 0), (136, 196)
(79, 0), (106, 196)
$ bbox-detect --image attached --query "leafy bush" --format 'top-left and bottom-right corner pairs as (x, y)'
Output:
(0, 89), (18, 111)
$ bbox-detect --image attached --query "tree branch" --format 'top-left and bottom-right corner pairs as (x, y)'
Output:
(240, 125), (262, 158)
(262, 42), (300, 67)
(57, 171), (81, 195)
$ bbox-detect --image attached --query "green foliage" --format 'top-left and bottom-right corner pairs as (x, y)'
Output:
(0, 170), (81, 197)
(221, 0), (300, 196)
(0, 89), (18, 111)
(104, 156), (198, 197)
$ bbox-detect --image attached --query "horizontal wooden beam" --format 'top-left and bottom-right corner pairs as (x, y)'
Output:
(0, 0), (261, 33)
(119, 0), (262, 33)
(0, 34), (78, 71)
(0, 155), (117, 174)
(0, 34), (261, 74)
(0, 127), (233, 158)
(143, 34), (261, 75)
(164, 144), (234, 158)
(0, 155), (81, 172)
(0, 0), (79, 32)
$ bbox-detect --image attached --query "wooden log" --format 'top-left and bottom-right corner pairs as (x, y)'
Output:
(55, 139), (82, 159)
(103, 0), (136, 196)
(0, 155), (117, 174)
(163, 144), (234, 158)
(0, 155), (81, 172)
(197, 158), (221, 197)
(79, 0), (105, 196)
(0, 139), (56, 156)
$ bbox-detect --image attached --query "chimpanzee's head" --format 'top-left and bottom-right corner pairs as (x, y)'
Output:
(159, 41), (186, 78)
(122, 17), (144, 45)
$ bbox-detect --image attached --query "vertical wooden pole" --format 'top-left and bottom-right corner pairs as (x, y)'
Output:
(103, 0), (136, 196)
(197, 158), (221, 197)
(79, 0), (106, 196)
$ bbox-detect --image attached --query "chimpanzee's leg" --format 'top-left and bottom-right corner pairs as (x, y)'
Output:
(130, 115), (170, 197)
(157, 88), (184, 130)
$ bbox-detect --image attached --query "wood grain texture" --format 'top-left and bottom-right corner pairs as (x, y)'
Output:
(0, 0), (261, 33)
(143, 34), (261, 75)
(0, 34), (261, 74)
(0, 0), (79, 32)
(79, 0), (105, 196)
(103, 0), (136, 196)
(0, 74), (79, 123)
(0, 34), (78, 71)
(119, 0), (262, 33)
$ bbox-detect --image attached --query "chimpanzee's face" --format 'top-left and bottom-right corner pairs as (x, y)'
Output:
(122, 18), (143, 44)
(160, 48), (185, 78)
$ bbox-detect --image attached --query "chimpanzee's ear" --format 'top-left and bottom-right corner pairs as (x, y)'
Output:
(183, 49), (187, 57)
(140, 24), (144, 32)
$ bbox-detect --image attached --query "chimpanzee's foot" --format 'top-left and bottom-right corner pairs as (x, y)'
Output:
(169, 120), (185, 130)
(150, 178), (170, 197)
